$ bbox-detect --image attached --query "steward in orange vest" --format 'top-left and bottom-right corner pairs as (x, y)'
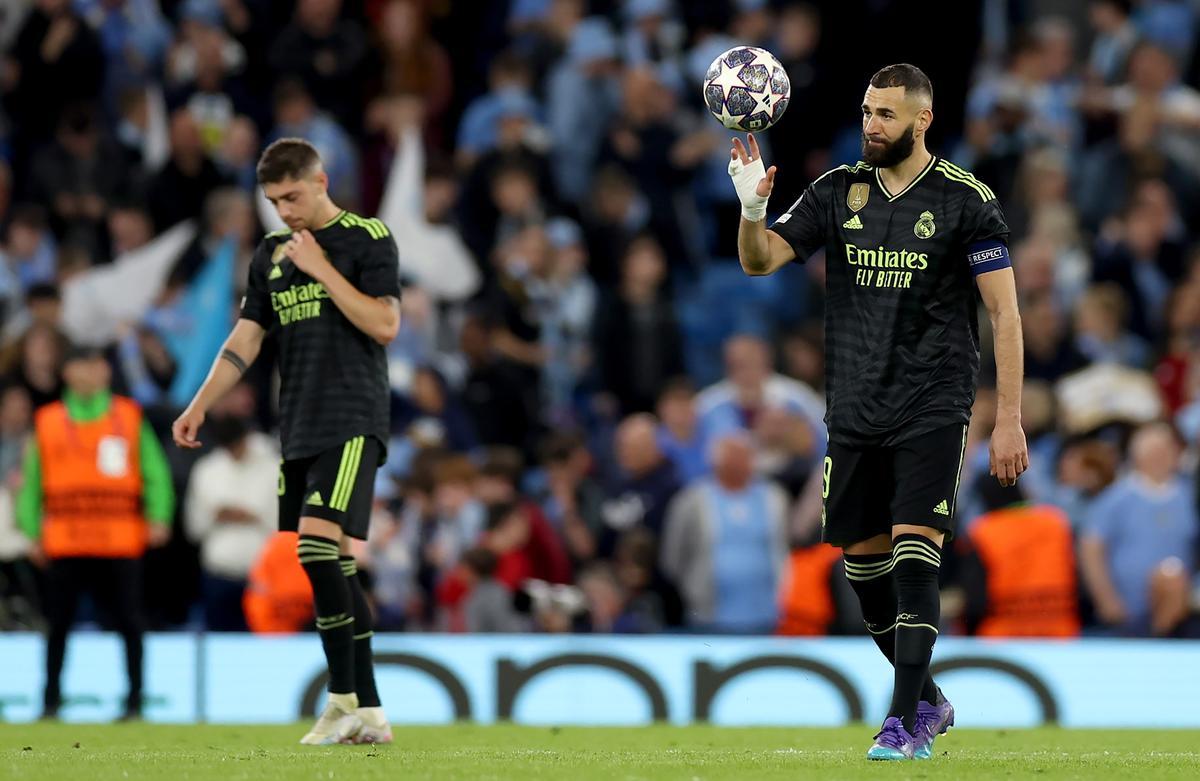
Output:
(960, 476), (1080, 638)
(16, 345), (175, 720)
(777, 542), (843, 635)
(244, 531), (315, 634)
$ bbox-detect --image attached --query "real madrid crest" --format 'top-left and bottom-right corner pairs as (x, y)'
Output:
(847, 183), (869, 212)
(915, 210), (936, 239)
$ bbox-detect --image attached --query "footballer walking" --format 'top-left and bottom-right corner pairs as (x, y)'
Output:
(173, 139), (401, 745)
(730, 64), (1028, 759)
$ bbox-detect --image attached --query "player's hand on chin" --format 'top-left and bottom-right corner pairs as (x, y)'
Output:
(286, 230), (332, 280)
(989, 417), (1029, 487)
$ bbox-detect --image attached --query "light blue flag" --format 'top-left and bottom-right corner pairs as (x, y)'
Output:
(167, 237), (236, 407)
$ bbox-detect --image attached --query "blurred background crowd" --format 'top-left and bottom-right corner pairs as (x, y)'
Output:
(0, 0), (1198, 640)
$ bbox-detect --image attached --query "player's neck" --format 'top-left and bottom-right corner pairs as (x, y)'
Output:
(878, 147), (933, 195)
(311, 200), (344, 230)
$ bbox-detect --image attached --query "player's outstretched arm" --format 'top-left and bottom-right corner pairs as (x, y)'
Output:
(172, 319), (265, 449)
(286, 229), (401, 345)
(977, 267), (1029, 486)
(729, 133), (795, 276)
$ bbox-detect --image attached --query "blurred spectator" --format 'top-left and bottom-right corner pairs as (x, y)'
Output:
(77, 0), (171, 107)
(593, 235), (685, 415)
(1106, 43), (1200, 174)
(1080, 422), (1198, 636)
(1092, 192), (1187, 339)
(428, 454), (486, 579)
(1087, 0), (1140, 86)
(458, 312), (539, 452)
(268, 0), (368, 133)
(600, 67), (710, 267)
(392, 365), (479, 456)
(959, 475), (1080, 637)
(611, 527), (683, 631)
(540, 217), (596, 422)
(655, 378), (706, 484)
(697, 334), (825, 488)
(243, 531), (313, 634)
(3, 204), (58, 293)
(547, 16), (621, 202)
(269, 79), (359, 211)
(166, 10), (258, 153)
(1022, 290), (1089, 381)
(600, 413), (680, 554)
(29, 107), (130, 256)
(461, 547), (525, 633)
(660, 433), (788, 633)
(17, 345), (174, 719)
(184, 412), (278, 632)
(146, 109), (232, 231)
(539, 429), (606, 565)
(106, 201), (154, 258)
(3, 0), (105, 153)
(474, 447), (572, 586)
(1072, 284), (1150, 367)
(455, 49), (539, 169)
(216, 114), (260, 192)
(376, 0), (453, 147)
(581, 165), (651, 286)
(1, 323), (67, 408)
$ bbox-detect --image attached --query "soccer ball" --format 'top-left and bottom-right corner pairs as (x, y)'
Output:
(703, 46), (791, 132)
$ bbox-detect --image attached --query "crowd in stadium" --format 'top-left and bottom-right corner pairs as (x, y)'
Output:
(0, 0), (1197, 640)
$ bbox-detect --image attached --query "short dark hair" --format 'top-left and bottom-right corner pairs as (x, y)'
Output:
(256, 138), (321, 185)
(869, 64), (933, 102)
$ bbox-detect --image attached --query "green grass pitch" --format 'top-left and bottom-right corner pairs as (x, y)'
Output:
(4, 723), (1199, 780)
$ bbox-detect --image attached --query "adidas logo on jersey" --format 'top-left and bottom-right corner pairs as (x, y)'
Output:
(933, 499), (950, 516)
(268, 265), (283, 280)
(842, 214), (864, 230)
(307, 491), (324, 507)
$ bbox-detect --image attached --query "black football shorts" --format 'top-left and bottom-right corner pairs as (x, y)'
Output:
(278, 435), (381, 540)
(821, 422), (968, 547)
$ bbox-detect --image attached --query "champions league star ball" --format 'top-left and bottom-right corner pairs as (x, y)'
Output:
(703, 46), (791, 131)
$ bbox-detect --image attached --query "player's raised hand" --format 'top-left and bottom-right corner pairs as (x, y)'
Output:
(989, 418), (1029, 487)
(172, 406), (205, 449)
(728, 133), (774, 221)
(286, 229), (332, 280)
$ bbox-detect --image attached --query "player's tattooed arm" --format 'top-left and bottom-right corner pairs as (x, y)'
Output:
(221, 349), (249, 375)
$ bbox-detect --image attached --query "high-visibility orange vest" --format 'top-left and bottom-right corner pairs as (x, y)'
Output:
(35, 396), (147, 559)
(968, 504), (1080, 638)
(777, 543), (842, 635)
(244, 531), (314, 634)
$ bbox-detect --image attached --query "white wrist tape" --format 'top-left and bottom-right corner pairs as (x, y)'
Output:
(728, 155), (769, 222)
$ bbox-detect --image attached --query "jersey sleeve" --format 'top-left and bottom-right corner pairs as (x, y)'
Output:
(357, 234), (403, 299)
(769, 176), (831, 262)
(239, 240), (273, 326)
(961, 195), (1013, 277)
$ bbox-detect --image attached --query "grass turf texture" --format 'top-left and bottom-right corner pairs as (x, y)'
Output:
(4, 724), (1198, 780)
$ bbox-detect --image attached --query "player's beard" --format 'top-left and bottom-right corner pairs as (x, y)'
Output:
(861, 121), (917, 168)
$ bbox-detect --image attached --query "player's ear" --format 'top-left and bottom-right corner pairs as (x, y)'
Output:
(916, 107), (932, 136)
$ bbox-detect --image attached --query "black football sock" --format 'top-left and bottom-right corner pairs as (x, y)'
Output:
(887, 534), (943, 735)
(298, 536), (355, 695)
(341, 555), (381, 708)
(844, 550), (940, 705)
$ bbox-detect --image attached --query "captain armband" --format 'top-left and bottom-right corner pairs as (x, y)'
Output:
(966, 240), (1011, 277)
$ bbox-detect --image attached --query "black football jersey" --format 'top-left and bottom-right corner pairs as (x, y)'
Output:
(240, 211), (401, 460)
(770, 155), (1010, 447)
